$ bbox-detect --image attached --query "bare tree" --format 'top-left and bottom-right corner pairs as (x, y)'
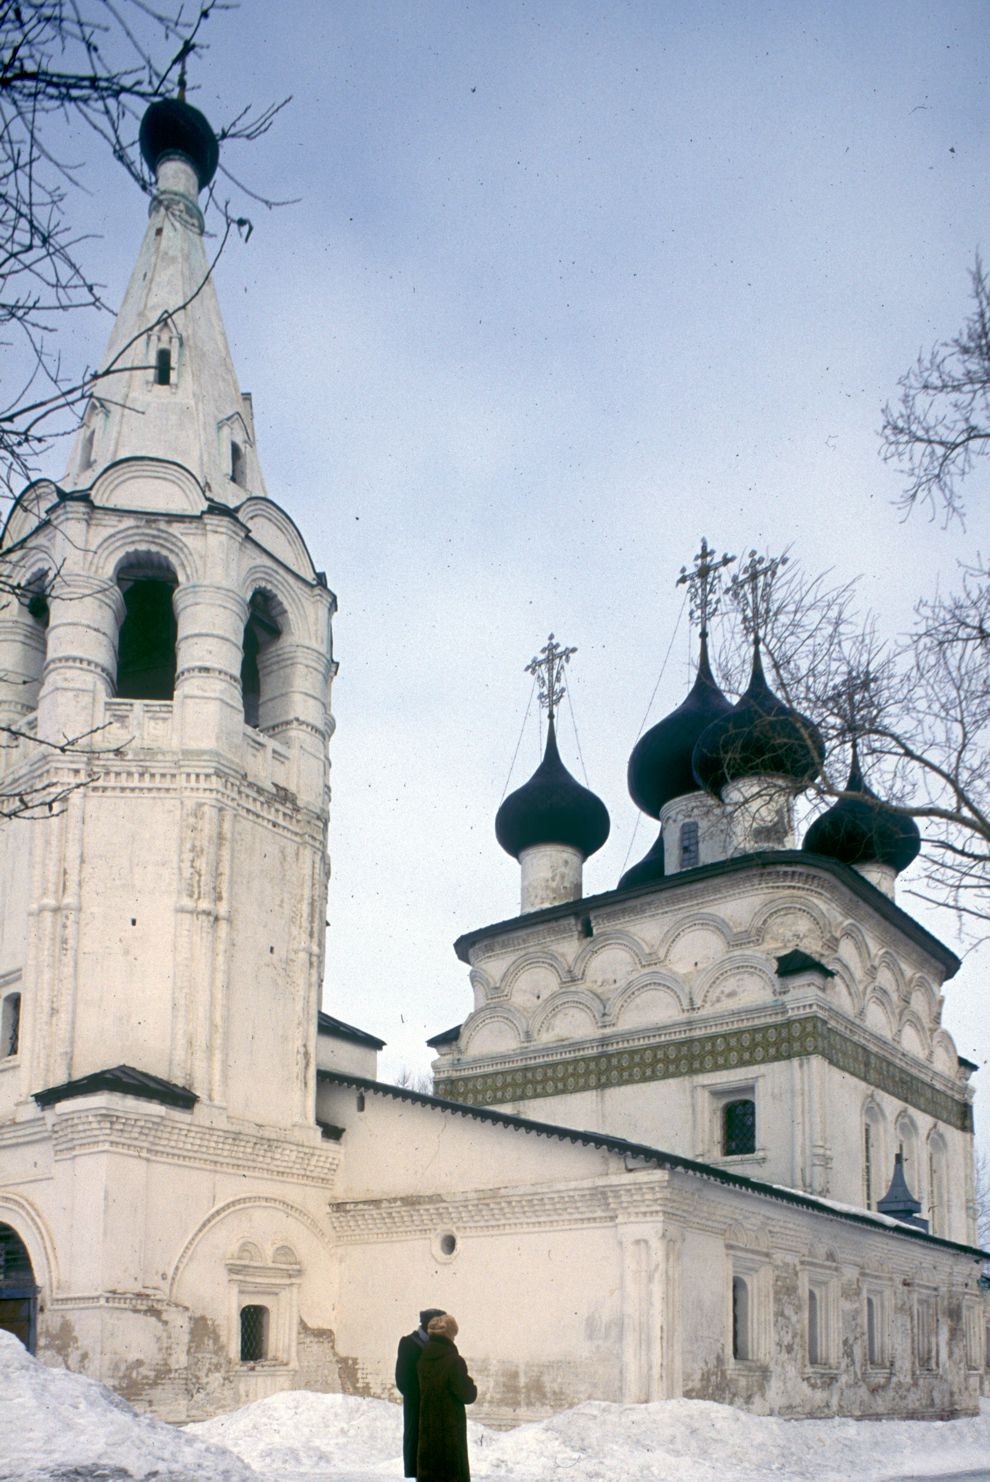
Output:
(974, 1147), (990, 1251)
(706, 548), (990, 934)
(881, 255), (990, 522)
(0, 0), (287, 491)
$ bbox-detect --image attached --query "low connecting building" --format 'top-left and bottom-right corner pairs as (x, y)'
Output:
(0, 97), (986, 1424)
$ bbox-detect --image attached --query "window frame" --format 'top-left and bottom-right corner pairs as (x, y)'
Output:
(802, 1263), (839, 1372)
(863, 1279), (891, 1370)
(726, 1245), (771, 1368)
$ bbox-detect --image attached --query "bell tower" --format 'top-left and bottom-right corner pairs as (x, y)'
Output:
(0, 98), (336, 1130)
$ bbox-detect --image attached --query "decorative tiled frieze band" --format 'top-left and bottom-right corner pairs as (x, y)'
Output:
(434, 1015), (972, 1132)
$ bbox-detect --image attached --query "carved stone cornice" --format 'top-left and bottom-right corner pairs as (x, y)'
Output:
(328, 1175), (677, 1242)
(49, 1107), (341, 1184)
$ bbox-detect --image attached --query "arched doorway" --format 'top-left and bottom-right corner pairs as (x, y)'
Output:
(0, 1223), (38, 1352)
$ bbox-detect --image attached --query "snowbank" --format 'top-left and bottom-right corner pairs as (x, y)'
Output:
(3, 1329), (990, 1482)
(0, 1330), (257, 1482)
(192, 1386), (990, 1482)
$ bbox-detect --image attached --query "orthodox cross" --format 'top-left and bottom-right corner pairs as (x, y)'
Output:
(525, 633), (576, 725)
(729, 548), (789, 642)
(676, 537), (736, 636)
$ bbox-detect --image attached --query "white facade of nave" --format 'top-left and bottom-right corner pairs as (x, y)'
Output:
(0, 98), (986, 1425)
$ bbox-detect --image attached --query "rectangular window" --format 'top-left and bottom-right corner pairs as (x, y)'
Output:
(155, 346), (171, 385)
(2, 993), (20, 1058)
(680, 820), (700, 870)
(723, 1098), (756, 1156)
(732, 1275), (750, 1360)
(915, 1293), (937, 1370)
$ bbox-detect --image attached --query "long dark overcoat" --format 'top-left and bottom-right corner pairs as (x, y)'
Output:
(416, 1334), (478, 1482)
(395, 1329), (428, 1477)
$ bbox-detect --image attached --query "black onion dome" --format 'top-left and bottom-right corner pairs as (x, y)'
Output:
(691, 644), (825, 796)
(627, 634), (733, 818)
(140, 98), (219, 191)
(618, 827), (665, 890)
(802, 752), (921, 874)
(495, 719), (610, 861)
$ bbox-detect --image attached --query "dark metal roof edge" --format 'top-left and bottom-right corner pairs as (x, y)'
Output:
(316, 1069), (986, 1260)
(426, 1024), (462, 1048)
(454, 851), (960, 978)
(317, 1011), (386, 1050)
(33, 1063), (198, 1110)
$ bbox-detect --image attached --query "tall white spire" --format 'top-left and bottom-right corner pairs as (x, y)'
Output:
(65, 98), (267, 502)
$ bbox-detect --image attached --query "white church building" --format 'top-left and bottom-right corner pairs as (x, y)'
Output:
(0, 97), (986, 1425)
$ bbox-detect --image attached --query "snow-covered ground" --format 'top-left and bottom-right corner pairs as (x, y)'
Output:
(2, 1331), (989, 1482)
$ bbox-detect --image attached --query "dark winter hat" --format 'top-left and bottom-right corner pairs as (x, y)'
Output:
(420, 1307), (445, 1327)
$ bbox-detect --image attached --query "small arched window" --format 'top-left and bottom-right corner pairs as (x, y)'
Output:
(239, 1303), (269, 1362)
(723, 1098), (756, 1157)
(863, 1102), (885, 1210)
(1, 994), (20, 1058)
(731, 1274), (750, 1360)
(155, 346), (172, 386)
(231, 440), (246, 488)
(808, 1287), (821, 1365)
(866, 1295), (879, 1365)
(115, 559), (178, 701)
(928, 1134), (948, 1237)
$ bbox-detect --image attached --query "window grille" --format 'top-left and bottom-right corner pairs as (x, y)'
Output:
(723, 1098), (756, 1156)
(239, 1304), (269, 1363)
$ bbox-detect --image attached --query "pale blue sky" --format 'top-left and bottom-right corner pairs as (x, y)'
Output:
(36, 2), (990, 1121)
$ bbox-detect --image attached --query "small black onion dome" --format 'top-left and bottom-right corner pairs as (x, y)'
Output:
(691, 643), (825, 796)
(628, 634), (733, 818)
(618, 827), (665, 890)
(802, 752), (921, 874)
(140, 98), (219, 191)
(495, 718), (610, 860)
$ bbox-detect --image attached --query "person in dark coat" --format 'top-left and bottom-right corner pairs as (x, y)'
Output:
(395, 1307), (445, 1478)
(416, 1313), (477, 1482)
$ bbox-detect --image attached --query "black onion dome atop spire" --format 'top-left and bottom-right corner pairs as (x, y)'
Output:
(802, 749), (921, 874)
(691, 643), (825, 796)
(495, 718), (610, 861)
(139, 97), (219, 191)
(627, 633), (733, 818)
(618, 827), (665, 890)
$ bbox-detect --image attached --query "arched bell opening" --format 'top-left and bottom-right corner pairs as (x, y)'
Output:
(241, 588), (287, 730)
(0, 1223), (38, 1353)
(115, 554), (179, 701)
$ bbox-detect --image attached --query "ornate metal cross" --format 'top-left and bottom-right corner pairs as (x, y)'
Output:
(676, 536), (736, 635)
(525, 633), (576, 724)
(729, 548), (789, 642)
